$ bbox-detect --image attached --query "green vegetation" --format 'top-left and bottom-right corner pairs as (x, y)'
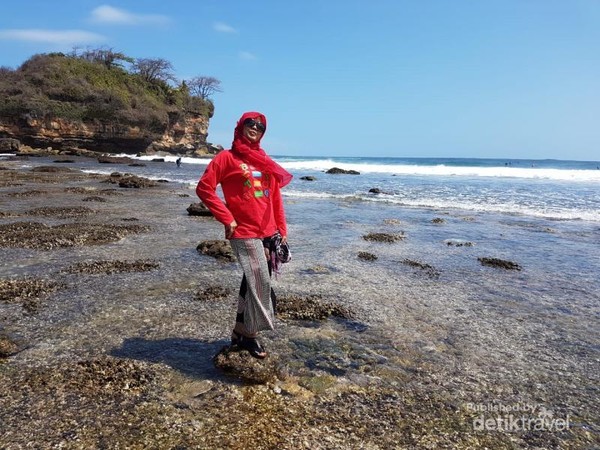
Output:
(0, 50), (215, 133)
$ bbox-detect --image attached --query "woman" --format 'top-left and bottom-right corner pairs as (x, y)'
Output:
(196, 112), (292, 359)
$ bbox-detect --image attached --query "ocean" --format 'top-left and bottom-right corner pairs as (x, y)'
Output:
(78, 153), (600, 310)
(88, 154), (600, 221)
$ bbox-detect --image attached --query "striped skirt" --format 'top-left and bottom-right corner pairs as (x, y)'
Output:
(229, 238), (275, 334)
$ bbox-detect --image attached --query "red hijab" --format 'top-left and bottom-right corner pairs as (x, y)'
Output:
(230, 111), (293, 188)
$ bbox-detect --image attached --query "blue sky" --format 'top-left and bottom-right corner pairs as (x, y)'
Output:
(1, 1), (599, 161)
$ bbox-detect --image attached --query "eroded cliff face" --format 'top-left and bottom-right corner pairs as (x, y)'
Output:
(146, 113), (210, 155)
(0, 113), (210, 155)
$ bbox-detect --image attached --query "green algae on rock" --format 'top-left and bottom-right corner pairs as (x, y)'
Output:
(362, 232), (405, 243)
(277, 294), (355, 321)
(62, 259), (160, 275)
(0, 221), (150, 250)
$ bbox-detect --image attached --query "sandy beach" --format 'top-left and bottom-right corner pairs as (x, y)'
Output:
(0, 154), (598, 449)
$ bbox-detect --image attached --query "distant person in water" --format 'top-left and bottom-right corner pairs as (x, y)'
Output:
(176, 157), (182, 167)
(196, 111), (293, 359)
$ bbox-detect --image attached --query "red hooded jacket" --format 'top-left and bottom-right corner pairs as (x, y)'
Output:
(196, 112), (292, 239)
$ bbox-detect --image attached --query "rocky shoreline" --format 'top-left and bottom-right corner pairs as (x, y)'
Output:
(0, 154), (597, 449)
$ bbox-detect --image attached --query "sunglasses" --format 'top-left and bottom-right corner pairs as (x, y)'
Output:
(243, 118), (266, 133)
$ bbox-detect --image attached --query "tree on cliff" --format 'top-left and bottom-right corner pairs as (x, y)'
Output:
(76, 47), (134, 70)
(132, 58), (177, 85)
(187, 76), (222, 100)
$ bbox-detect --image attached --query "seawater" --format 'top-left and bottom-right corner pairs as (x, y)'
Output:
(79, 154), (600, 222)
(73, 154), (600, 295)
(4, 153), (600, 420)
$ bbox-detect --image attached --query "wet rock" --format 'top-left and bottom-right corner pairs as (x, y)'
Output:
(0, 277), (65, 312)
(99, 188), (123, 196)
(0, 221), (150, 250)
(7, 189), (48, 198)
(0, 166), (89, 186)
(64, 187), (94, 194)
(53, 159), (75, 163)
(300, 176), (316, 181)
(213, 346), (280, 384)
(358, 251), (378, 261)
(277, 294), (355, 321)
(196, 240), (236, 262)
(400, 259), (440, 278)
(362, 232), (405, 243)
(104, 172), (158, 188)
(116, 175), (158, 188)
(445, 239), (474, 247)
(194, 285), (231, 301)
(432, 217), (446, 224)
(301, 265), (333, 274)
(31, 165), (75, 173)
(0, 138), (20, 152)
(478, 257), (522, 271)
(82, 196), (107, 202)
(17, 357), (156, 397)
(326, 167), (360, 175)
(0, 334), (19, 358)
(62, 260), (160, 275)
(187, 202), (213, 216)
(25, 206), (94, 218)
(383, 218), (403, 225)
(369, 188), (392, 195)
(98, 155), (135, 164)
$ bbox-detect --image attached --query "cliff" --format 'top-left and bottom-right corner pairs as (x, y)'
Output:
(0, 52), (217, 156)
(0, 112), (210, 156)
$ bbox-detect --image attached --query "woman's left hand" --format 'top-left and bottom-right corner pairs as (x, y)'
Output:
(281, 235), (287, 245)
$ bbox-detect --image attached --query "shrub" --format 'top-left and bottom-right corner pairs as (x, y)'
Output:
(0, 52), (213, 130)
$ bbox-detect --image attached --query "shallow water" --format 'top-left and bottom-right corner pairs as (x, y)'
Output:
(1, 155), (599, 447)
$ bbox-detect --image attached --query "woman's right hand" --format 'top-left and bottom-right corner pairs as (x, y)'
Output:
(225, 220), (238, 239)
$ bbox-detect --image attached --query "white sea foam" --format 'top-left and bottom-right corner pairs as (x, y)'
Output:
(283, 190), (600, 222)
(119, 154), (213, 165)
(121, 154), (600, 182)
(87, 154), (599, 222)
(279, 159), (600, 182)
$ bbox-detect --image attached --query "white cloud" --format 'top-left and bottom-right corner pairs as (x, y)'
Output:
(90, 5), (170, 26)
(0, 29), (106, 45)
(213, 22), (237, 33)
(239, 51), (257, 61)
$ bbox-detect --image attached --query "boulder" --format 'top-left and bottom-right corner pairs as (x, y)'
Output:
(362, 232), (405, 243)
(106, 174), (157, 188)
(369, 188), (393, 195)
(187, 202), (213, 217)
(0, 138), (20, 152)
(326, 167), (360, 175)
(478, 257), (522, 271)
(358, 251), (378, 261)
(197, 240), (236, 262)
(98, 155), (135, 164)
(213, 346), (279, 384)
